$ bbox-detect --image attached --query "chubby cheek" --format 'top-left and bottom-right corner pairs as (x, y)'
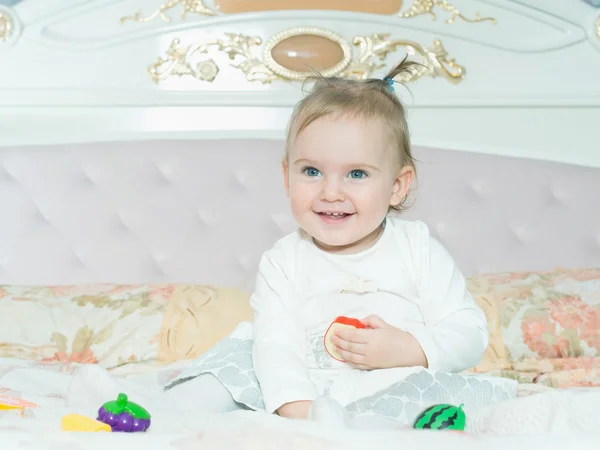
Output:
(288, 183), (315, 216)
(355, 184), (389, 211)
(352, 187), (392, 228)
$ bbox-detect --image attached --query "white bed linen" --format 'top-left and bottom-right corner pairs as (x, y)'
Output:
(0, 358), (599, 450)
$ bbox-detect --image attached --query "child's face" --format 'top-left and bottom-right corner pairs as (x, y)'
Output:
(284, 114), (414, 253)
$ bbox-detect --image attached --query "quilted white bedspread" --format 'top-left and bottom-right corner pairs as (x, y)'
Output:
(0, 358), (599, 450)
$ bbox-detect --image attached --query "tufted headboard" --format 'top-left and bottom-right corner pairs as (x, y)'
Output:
(1, 139), (598, 289)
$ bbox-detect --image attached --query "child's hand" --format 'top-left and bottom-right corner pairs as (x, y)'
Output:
(330, 315), (427, 370)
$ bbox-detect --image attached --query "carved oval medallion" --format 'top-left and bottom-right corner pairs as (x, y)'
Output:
(263, 27), (352, 80)
(215, 0), (403, 15)
(272, 35), (344, 73)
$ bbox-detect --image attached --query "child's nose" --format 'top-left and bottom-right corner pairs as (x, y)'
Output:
(320, 178), (345, 202)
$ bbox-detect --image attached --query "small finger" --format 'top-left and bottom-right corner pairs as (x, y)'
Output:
(335, 328), (368, 343)
(336, 348), (365, 365)
(332, 337), (365, 355)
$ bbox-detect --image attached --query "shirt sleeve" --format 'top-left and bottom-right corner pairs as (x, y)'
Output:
(404, 223), (489, 373)
(250, 247), (318, 414)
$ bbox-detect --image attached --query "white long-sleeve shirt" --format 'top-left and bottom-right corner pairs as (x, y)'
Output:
(250, 218), (488, 414)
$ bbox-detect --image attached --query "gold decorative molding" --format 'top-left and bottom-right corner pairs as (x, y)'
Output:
(148, 29), (465, 85)
(120, 0), (215, 24)
(349, 34), (464, 83)
(148, 38), (223, 83)
(120, 0), (495, 25)
(400, 0), (496, 25)
(0, 11), (14, 42)
(149, 34), (277, 83)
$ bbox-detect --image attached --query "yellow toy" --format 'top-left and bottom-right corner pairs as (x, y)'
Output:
(0, 403), (23, 411)
(61, 414), (111, 432)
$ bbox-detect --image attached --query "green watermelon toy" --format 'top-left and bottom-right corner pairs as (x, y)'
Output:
(413, 404), (466, 431)
(97, 393), (151, 432)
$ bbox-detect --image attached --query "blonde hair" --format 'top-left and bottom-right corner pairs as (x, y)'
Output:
(285, 57), (418, 212)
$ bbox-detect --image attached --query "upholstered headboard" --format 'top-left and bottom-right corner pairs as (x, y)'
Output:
(1, 139), (598, 289)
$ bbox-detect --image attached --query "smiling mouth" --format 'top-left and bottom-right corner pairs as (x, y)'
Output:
(316, 212), (354, 222)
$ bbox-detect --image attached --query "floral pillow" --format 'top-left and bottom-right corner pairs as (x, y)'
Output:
(468, 268), (600, 372)
(0, 283), (252, 370)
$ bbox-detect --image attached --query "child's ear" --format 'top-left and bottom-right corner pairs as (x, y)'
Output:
(390, 165), (415, 207)
(281, 158), (290, 197)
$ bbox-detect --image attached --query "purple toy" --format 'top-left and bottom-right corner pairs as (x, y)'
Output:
(97, 393), (151, 432)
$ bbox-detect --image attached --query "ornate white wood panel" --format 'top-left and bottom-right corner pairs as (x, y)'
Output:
(0, 1), (598, 167)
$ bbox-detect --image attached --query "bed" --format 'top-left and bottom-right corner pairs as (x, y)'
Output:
(0, 0), (599, 448)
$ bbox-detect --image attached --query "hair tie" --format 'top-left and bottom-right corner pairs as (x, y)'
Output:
(384, 77), (395, 92)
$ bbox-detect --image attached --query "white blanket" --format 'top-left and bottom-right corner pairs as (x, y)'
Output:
(0, 358), (599, 450)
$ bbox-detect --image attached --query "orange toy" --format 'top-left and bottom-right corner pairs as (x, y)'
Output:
(323, 316), (366, 361)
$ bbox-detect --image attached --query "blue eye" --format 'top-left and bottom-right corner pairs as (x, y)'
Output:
(303, 167), (321, 177)
(349, 170), (367, 179)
